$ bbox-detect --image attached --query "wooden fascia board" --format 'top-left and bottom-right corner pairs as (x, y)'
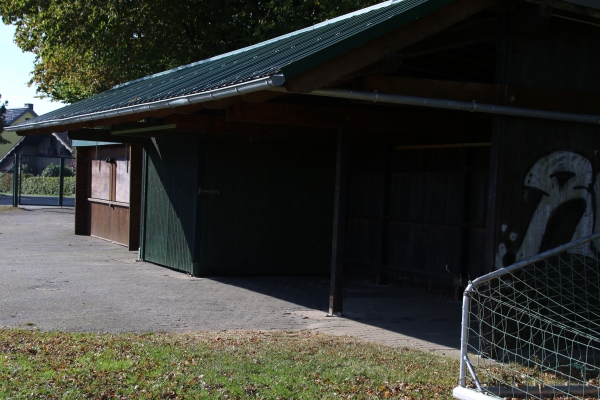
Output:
(284, 0), (502, 93)
(363, 76), (600, 115)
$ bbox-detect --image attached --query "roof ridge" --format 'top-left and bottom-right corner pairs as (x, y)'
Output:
(112, 0), (400, 90)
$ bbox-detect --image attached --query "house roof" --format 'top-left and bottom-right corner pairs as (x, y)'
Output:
(0, 132), (72, 167)
(5, 106), (37, 126)
(7, 0), (453, 133)
(52, 131), (73, 151)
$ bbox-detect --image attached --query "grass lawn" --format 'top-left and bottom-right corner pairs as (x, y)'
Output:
(0, 329), (459, 399)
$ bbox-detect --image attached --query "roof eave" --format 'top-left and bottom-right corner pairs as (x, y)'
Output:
(6, 74), (286, 133)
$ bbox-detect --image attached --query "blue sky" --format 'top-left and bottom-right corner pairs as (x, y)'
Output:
(0, 23), (64, 116)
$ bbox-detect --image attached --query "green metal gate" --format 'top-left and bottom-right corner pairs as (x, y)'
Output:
(13, 154), (75, 207)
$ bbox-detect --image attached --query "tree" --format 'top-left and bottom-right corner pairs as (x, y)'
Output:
(0, 95), (9, 145)
(0, 0), (379, 104)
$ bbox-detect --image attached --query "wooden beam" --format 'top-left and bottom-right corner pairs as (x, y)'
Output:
(285, 0), (502, 93)
(338, 54), (404, 82)
(112, 124), (176, 135)
(163, 114), (336, 140)
(363, 76), (600, 115)
(399, 16), (500, 60)
(68, 129), (149, 144)
(241, 91), (288, 103)
(329, 130), (349, 316)
(169, 104), (205, 114)
(203, 97), (243, 110)
(227, 101), (488, 135)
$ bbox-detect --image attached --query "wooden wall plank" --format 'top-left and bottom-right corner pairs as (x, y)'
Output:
(90, 202), (129, 246)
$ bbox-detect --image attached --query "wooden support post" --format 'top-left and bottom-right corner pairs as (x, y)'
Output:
(329, 130), (349, 316)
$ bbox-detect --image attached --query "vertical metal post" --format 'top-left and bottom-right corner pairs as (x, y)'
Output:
(58, 157), (65, 207)
(329, 130), (349, 316)
(459, 286), (473, 387)
(12, 154), (18, 207)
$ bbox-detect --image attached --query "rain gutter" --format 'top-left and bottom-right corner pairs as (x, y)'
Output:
(6, 75), (286, 132)
(267, 87), (600, 125)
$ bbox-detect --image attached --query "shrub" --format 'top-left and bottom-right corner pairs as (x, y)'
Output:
(41, 162), (75, 177)
(20, 177), (75, 196)
(0, 173), (13, 194)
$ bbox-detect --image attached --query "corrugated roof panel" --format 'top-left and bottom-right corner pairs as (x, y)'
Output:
(12, 0), (453, 129)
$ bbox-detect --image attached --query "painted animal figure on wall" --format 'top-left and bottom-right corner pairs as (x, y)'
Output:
(496, 150), (598, 269)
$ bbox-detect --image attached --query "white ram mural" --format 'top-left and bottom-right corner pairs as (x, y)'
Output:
(496, 150), (597, 269)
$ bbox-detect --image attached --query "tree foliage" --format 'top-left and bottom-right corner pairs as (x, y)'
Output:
(0, 95), (8, 144)
(1, 0), (380, 104)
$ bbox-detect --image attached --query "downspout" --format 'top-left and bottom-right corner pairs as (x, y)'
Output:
(268, 86), (600, 125)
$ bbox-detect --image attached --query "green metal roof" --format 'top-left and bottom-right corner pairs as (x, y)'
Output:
(9, 0), (454, 132)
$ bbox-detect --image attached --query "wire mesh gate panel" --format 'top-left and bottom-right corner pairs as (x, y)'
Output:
(0, 164), (14, 205)
(18, 155), (75, 207)
(454, 232), (600, 400)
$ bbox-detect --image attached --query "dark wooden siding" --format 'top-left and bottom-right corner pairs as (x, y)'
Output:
(345, 140), (491, 294)
(197, 139), (335, 275)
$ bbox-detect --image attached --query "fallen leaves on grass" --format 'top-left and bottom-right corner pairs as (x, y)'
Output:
(0, 329), (459, 399)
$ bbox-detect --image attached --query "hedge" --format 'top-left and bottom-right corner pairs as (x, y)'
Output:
(0, 173), (12, 194)
(20, 177), (75, 196)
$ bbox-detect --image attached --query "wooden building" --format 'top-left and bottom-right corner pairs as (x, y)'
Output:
(8, 0), (600, 314)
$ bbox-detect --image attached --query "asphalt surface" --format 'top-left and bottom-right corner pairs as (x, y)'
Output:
(0, 206), (462, 357)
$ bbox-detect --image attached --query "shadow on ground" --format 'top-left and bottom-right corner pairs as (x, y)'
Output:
(211, 275), (462, 354)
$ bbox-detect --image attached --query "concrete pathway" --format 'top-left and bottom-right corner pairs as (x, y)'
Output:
(0, 206), (462, 357)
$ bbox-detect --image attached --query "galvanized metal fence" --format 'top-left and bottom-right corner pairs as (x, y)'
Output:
(454, 232), (600, 400)
(16, 154), (75, 207)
